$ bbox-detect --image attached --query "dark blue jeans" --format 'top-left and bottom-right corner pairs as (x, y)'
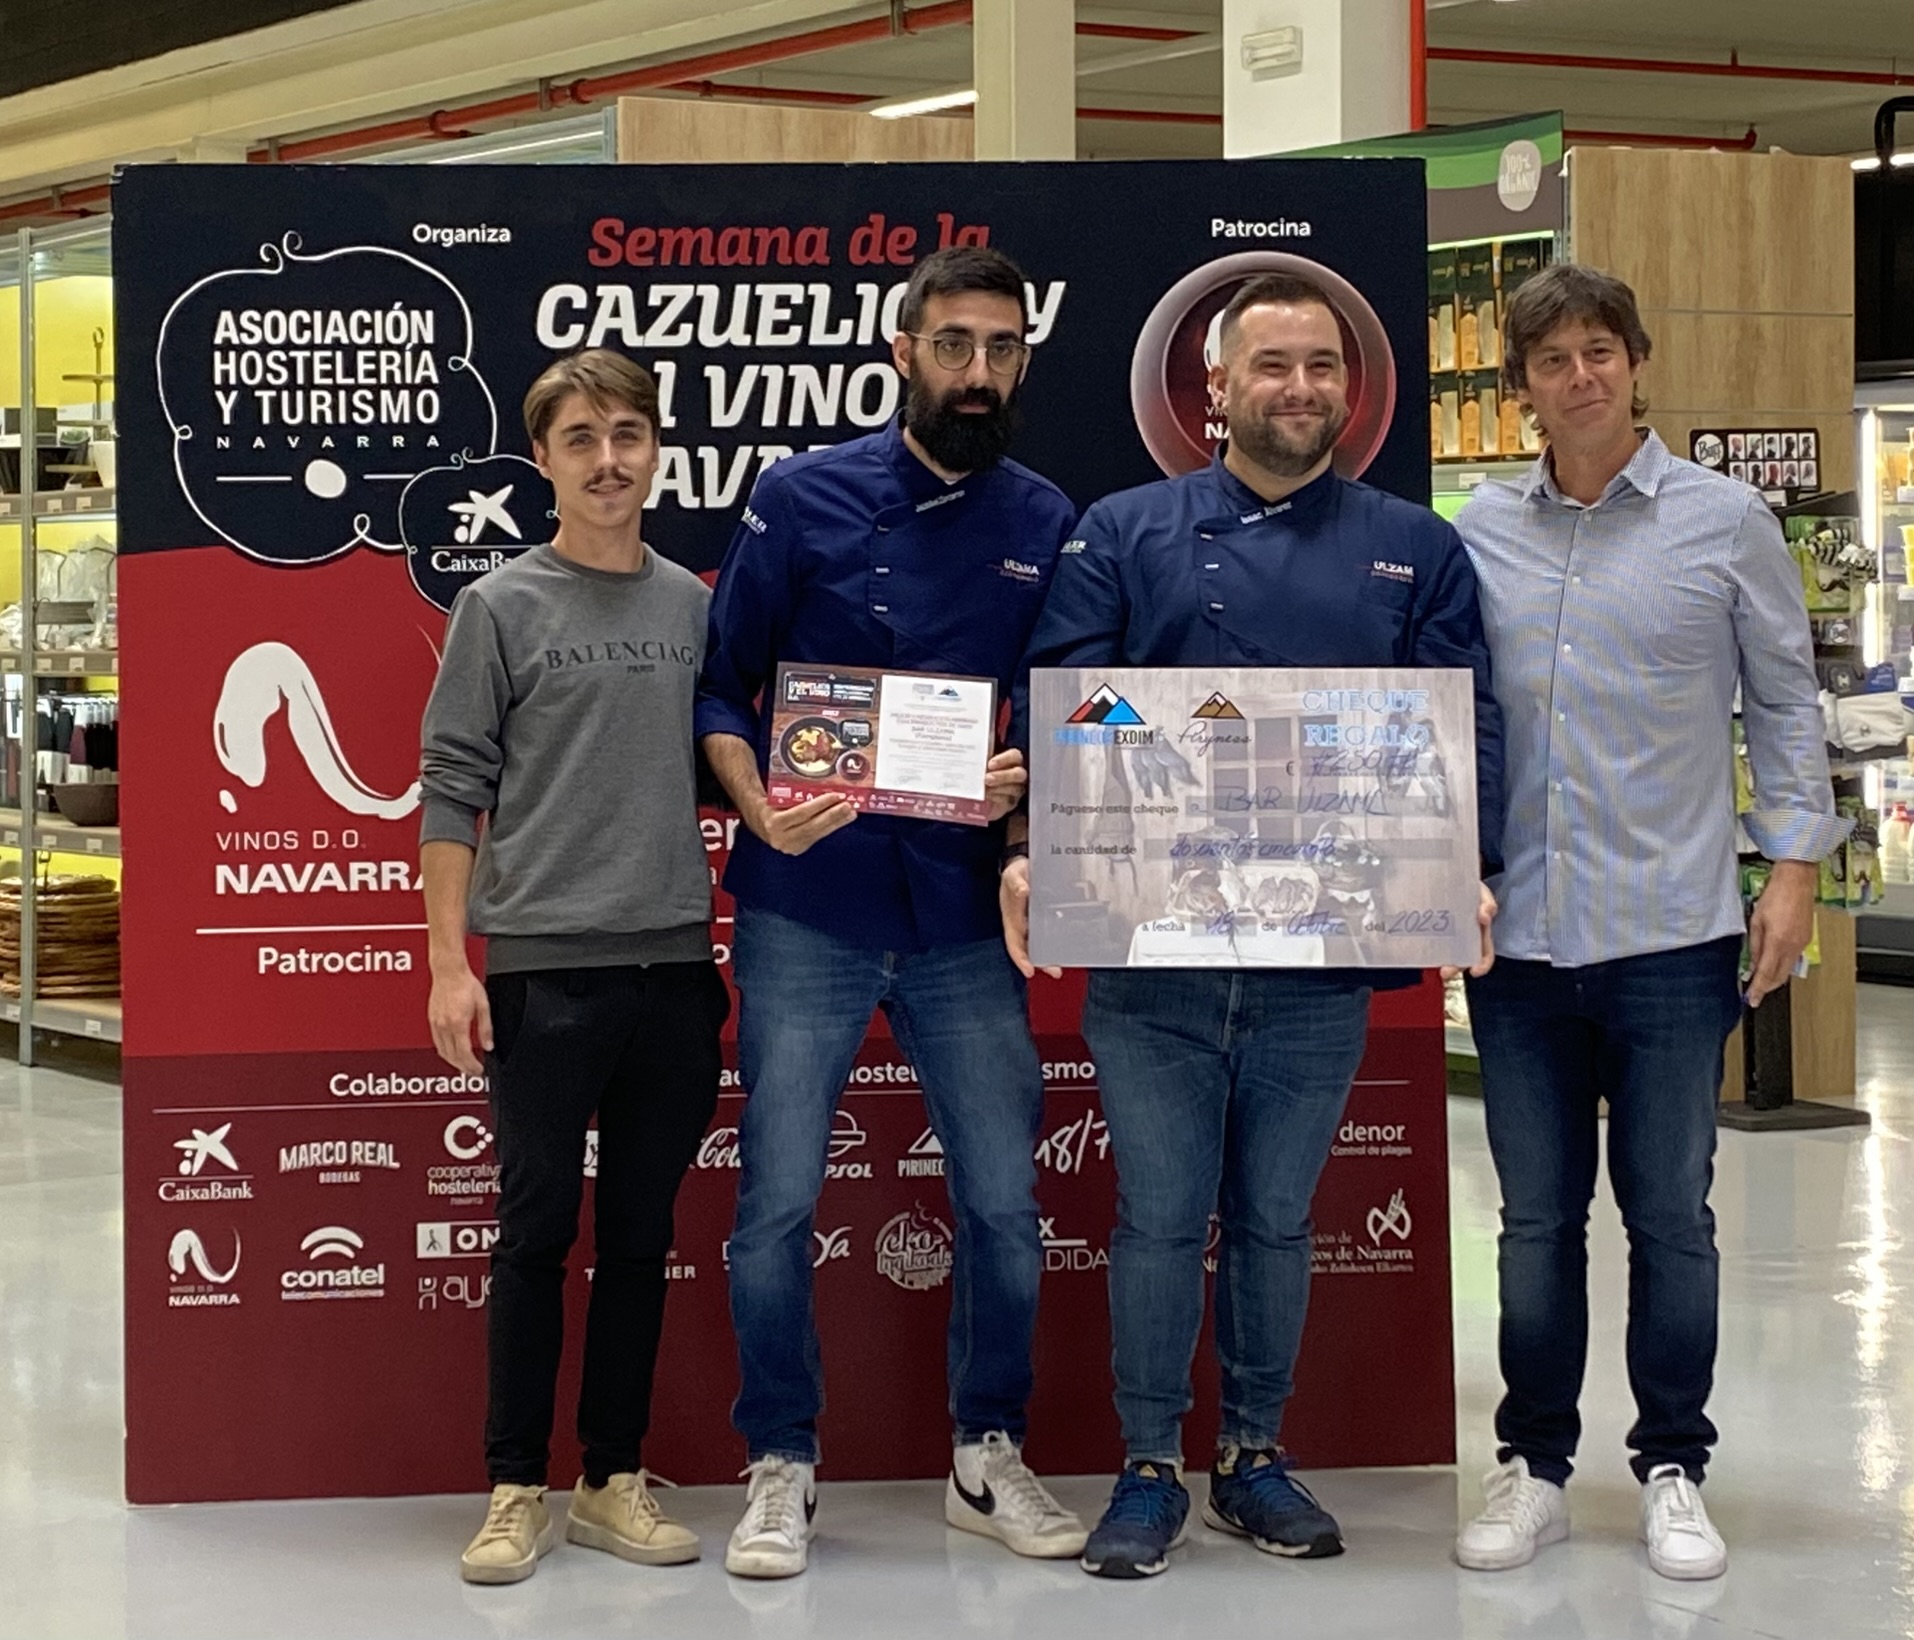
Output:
(1466, 936), (1742, 1485)
(728, 906), (1045, 1463)
(1083, 969), (1373, 1464)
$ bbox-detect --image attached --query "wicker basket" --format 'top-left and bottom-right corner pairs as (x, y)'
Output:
(0, 875), (121, 998)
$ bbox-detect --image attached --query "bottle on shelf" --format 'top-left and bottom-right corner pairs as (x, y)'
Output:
(1884, 803), (1914, 886)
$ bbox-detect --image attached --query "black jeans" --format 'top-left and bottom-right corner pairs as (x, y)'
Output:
(484, 961), (728, 1487)
(1466, 937), (1742, 1485)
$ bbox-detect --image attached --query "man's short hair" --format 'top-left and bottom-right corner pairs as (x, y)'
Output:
(1216, 273), (1339, 362)
(523, 349), (660, 447)
(898, 246), (1029, 336)
(1501, 263), (1653, 418)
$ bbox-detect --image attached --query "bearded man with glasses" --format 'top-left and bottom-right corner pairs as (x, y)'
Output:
(698, 246), (1086, 1578)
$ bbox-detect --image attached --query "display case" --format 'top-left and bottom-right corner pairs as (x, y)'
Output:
(0, 223), (123, 1059)
(1853, 386), (1914, 979)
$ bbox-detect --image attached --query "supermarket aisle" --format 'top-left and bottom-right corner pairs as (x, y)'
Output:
(1, 991), (1911, 1640)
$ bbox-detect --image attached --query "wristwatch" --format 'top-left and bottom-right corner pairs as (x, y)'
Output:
(1000, 839), (1030, 872)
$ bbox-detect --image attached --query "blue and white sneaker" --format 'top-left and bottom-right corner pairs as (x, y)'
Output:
(1203, 1445), (1343, 1559)
(1080, 1462), (1190, 1579)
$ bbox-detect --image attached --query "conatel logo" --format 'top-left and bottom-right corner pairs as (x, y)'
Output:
(875, 1205), (954, 1291)
(282, 1226), (387, 1301)
(160, 1123), (255, 1203)
(1128, 253), (1396, 482)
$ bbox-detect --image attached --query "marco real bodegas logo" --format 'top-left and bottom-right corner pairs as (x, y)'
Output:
(1055, 683), (1156, 747)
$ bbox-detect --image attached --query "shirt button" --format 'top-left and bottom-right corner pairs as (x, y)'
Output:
(874, 604), (889, 614)
(876, 524), (890, 534)
(875, 566), (890, 575)
(1209, 602), (1224, 612)
(1562, 642), (1572, 653)
(1557, 711), (1566, 722)
(1572, 575), (1582, 584)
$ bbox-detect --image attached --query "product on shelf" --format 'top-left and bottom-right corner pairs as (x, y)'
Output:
(0, 874), (120, 998)
(1428, 249), (1458, 373)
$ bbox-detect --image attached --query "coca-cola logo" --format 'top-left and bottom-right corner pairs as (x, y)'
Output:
(874, 1205), (953, 1291)
(698, 1127), (741, 1169)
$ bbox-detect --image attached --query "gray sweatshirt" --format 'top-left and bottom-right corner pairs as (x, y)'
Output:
(419, 542), (713, 974)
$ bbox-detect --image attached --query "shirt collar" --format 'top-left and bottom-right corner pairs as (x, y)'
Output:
(883, 414), (978, 507)
(1207, 445), (1340, 523)
(1523, 428), (1672, 506)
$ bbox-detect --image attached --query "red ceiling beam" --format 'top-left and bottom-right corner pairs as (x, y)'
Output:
(1431, 45), (1914, 88)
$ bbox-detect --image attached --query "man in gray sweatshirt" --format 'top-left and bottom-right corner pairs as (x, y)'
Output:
(419, 349), (728, 1585)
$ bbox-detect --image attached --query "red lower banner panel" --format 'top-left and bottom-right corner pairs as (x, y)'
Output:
(125, 1008), (1451, 1503)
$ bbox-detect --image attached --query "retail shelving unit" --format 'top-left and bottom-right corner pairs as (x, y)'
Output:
(3, 223), (122, 1064)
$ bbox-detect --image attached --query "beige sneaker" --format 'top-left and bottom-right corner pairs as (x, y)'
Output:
(460, 1483), (554, 1584)
(567, 1471), (701, 1566)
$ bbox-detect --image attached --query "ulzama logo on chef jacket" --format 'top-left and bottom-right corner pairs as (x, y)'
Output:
(1055, 684), (1155, 747)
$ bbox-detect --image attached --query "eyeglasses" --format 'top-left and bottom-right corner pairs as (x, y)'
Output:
(907, 332), (1030, 374)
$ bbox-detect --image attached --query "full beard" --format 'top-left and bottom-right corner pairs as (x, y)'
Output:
(1228, 400), (1349, 478)
(905, 376), (1020, 473)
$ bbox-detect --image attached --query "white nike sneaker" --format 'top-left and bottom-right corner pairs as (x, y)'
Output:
(725, 1457), (817, 1579)
(946, 1431), (1089, 1558)
(1640, 1465), (1726, 1581)
(1455, 1457), (1569, 1571)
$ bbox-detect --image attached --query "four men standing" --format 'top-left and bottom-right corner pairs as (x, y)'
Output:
(424, 249), (1843, 1589)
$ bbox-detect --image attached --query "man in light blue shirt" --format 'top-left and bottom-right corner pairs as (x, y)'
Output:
(1451, 264), (1848, 1584)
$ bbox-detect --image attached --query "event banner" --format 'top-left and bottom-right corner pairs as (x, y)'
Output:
(1029, 667), (1480, 969)
(112, 159), (1453, 1502)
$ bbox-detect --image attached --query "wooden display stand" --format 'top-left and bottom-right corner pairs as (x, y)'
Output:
(1569, 144), (1864, 1124)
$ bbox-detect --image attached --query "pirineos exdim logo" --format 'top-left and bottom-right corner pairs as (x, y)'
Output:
(1054, 684), (1155, 748)
(155, 234), (503, 568)
(1129, 252), (1397, 482)
(398, 452), (554, 613)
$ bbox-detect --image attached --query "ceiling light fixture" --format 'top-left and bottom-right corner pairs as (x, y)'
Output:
(1852, 153), (1914, 171)
(870, 87), (977, 119)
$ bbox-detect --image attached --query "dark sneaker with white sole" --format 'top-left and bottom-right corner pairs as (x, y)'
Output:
(1203, 1445), (1344, 1559)
(1081, 1462), (1190, 1579)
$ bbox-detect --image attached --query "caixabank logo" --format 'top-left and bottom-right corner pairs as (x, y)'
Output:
(1055, 684), (1155, 748)
(1128, 253), (1397, 482)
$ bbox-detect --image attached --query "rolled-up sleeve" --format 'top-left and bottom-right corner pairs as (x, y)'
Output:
(1731, 495), (1852, 862)
(419, 591), (510, 847)
(696, 474), (800, 747)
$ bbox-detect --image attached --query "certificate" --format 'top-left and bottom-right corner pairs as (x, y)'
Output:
(766, 663), (998, 826)
(1028, 667), (1481, 968)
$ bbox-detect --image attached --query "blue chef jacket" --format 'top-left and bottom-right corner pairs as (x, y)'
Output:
(1015, 451), (1506, 984)
(697, 417), (1078, 951)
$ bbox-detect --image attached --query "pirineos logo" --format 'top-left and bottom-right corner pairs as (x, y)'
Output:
(899, 1126), (945, 1179)
(1128, 253), (1396, 483)
(284, 1225), (387, 1301)
(215, 641), (421, 822)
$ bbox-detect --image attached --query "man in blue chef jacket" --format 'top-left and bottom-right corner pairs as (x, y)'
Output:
(1005, 272), (1506, 1579)
(697, 246), (1087, 1579)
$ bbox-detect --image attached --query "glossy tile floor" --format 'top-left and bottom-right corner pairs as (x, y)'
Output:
(3, 991), (1912, 1640)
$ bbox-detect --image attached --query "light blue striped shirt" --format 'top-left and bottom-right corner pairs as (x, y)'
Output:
(1456, 431), (1849, 967)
